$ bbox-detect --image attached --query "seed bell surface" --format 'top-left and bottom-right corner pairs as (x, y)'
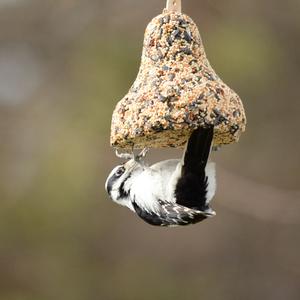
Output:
(110, 11), (246, 149)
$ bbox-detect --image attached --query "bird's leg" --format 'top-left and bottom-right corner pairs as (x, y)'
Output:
(136, 147), (149, 161)
(115, 149), (134, 160)
(140, 147), (149, 158)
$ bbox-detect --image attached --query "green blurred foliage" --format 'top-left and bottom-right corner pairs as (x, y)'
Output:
(0, 1), (299, 300)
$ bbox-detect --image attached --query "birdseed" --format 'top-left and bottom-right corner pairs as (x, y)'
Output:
(110, 11), (246, 149)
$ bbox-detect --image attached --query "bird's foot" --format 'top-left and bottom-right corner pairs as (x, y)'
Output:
(115, 149), (134, 160)
(136, 148), (149, 161)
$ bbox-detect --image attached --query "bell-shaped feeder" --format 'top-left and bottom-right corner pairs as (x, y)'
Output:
(110, 0), (246, 149)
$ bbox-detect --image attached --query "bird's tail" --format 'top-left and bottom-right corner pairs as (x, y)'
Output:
(182, 126), (214, 173)
(175, 126), (215, 211)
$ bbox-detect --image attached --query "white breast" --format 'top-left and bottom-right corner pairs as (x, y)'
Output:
(131, 159), (180, 213)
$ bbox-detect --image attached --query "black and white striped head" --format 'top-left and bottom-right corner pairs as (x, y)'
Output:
(105, 149), (148, 209)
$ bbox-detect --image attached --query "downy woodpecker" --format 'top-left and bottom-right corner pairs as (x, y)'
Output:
(105, 126), (216, 226)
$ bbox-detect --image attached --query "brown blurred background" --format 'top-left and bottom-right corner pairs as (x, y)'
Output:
(0, 0), (299, 299)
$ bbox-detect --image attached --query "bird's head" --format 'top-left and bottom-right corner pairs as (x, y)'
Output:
(105, 148), (148, 209)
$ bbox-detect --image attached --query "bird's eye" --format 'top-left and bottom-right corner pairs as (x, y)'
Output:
(115, 166), (125, 177)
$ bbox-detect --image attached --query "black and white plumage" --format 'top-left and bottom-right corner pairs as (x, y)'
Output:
(105, 127), (216, 227)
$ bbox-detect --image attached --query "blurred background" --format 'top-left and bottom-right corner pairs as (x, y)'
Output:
(0, 0), (299, 299)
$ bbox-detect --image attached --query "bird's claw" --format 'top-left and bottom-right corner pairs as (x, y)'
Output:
(136, 147), (149, 161)
(115, 147), (149, 161)
(115, 149), (134, 160)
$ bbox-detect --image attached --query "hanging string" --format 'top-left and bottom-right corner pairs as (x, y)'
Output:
(166, 0), (182, 13)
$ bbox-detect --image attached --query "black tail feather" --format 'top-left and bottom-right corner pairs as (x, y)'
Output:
(175, 126), (214, 210)
(183, 126), (214, 174)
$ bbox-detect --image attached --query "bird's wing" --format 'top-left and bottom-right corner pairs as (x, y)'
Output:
(174, 126), (214, 211)
(133, 200), (214, 227)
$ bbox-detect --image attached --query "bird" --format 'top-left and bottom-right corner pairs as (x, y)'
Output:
(105, 126), (216, 227)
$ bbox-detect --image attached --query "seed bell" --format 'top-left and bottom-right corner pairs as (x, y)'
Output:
(110, 0), (246, 149)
